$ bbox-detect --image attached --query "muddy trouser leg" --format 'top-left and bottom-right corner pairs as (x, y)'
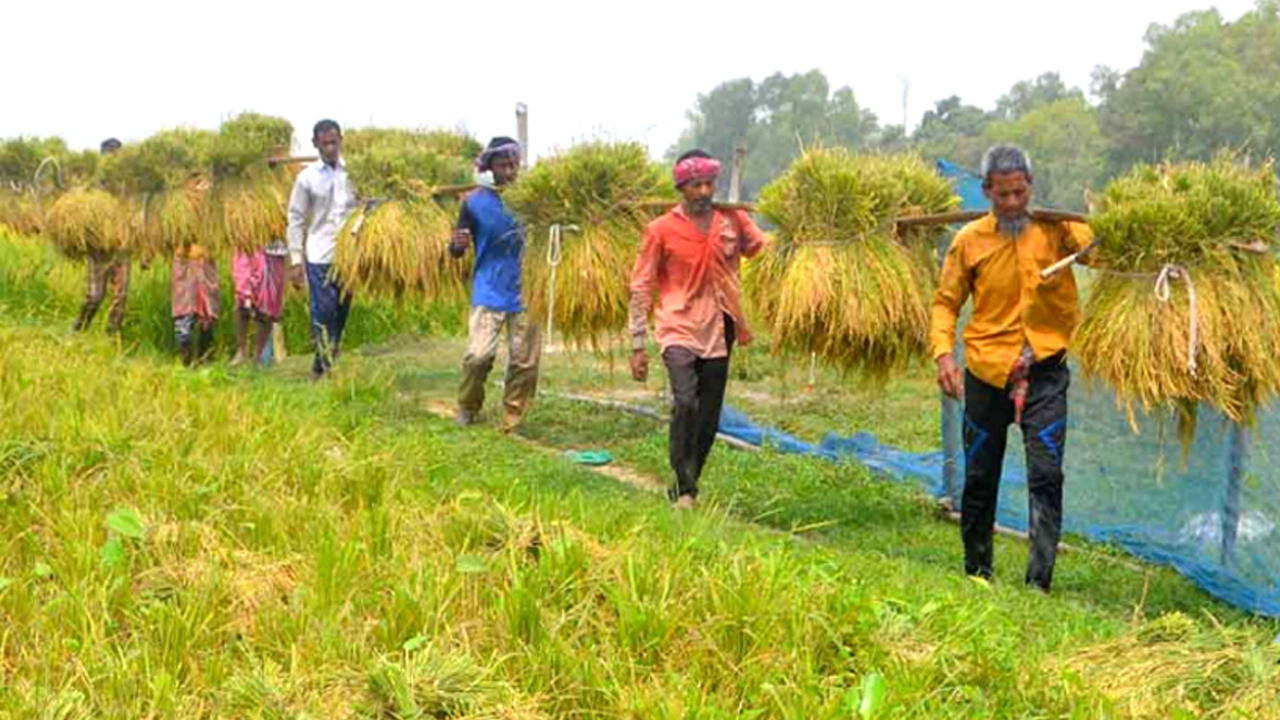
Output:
(458, 307), (503, 415)
(662, 347), (702, 501)
(234, 306), (250, 358)
(75, 254), (109, 331)
(254, 315), (274, 362)
(692, 315), (736, 480)
(961, 370), (1013, 579)
(104, 255), (131, 334)
(175, 315), (197, 366)
(502, 311), (543, 429)
(1021, 357), (1069, 591)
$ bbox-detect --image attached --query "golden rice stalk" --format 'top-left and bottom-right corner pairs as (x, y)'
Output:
(156, 181), (219, 254)
(505, 141), (676, 349)
(521, 222), (634, 348)
(417, 199), (472, 305)
(751, 148), (957, 380)
(1076, 158), (1280, 440)
(217, 176), (288, 253)
(331, 198), (466, 301)
(1056, 612), (1280, 720)
(0, 191), (46, 237)
(44, 187), (127, 258)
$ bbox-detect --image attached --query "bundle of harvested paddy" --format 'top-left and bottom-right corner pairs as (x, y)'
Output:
(331, 198), (468, 300)
(0, 190), (45, 236)
(211, 113), (294, 179)
(747, 148), (958, 379)
(156, 180), (215, 253)
(329, 129), (479, 298)
(343, 128), (478, 200)
(213, 171), (290, 253)
(505, 141), (676, 348)
(1075, 158), (1280, 438)
(44, 187), (126, 258)
(1057, 612), (1280, 720)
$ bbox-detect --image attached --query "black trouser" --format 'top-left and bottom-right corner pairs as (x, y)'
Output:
(661, 315), (735, 500)
(962, 355), (1069, 590)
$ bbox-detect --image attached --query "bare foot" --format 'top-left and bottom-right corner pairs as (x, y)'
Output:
(673, 494), (697, 511)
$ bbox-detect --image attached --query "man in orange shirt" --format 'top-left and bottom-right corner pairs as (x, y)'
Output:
(629, 150), (768, 509)
(931, 144), (1093, 592)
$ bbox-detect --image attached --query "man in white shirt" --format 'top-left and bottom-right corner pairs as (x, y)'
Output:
(287, 119), (358, 378)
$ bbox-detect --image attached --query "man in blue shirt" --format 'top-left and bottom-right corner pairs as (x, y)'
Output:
(449, 137), (541, 431)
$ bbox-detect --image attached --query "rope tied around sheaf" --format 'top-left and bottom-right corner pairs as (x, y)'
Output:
(545, 223), (579, 343)
(1153, 264), (1199, 377)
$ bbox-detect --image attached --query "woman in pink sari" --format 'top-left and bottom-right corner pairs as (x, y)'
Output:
(230, 240), (288, 366)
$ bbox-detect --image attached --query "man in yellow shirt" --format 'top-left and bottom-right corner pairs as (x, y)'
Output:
(930, 144), (1092, 592)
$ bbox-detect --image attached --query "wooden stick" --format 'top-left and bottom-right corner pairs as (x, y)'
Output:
(896, 207), (1090, 230)
(431, 183), (479, 198)
(1040, 240), (1099, 279)
(630, 199), (757, 212)
(267, 155), (318, 166)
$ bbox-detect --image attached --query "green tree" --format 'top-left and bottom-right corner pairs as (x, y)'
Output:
(993, 72), (1084, 121)
(985, 97), (1106, 211)
(669, 70), (881, 200)
(1095, 2), (1280, 173)
(911, 96), (991, 171)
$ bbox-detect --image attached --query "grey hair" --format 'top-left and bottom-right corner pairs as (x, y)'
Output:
(981, 144), (1033, 185)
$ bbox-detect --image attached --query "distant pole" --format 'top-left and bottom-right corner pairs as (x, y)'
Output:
(728, 146), (746, 203)
(516, 103), (529, 168)
(1221, 421), (1248, 566)
(899, 76), (911, 132)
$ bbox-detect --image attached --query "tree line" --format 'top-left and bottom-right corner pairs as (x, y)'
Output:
(670, 2), (1280, 210)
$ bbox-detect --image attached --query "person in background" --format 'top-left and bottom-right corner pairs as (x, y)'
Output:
(73, 138), (132, 335)
(230, 238), (288, 366)
(287, 119), (358, 379)
(930, 144), (1093, 593)
(449, 137), (541, 432)
(172, 196), (221, 366)
(628, 149), (768, 510)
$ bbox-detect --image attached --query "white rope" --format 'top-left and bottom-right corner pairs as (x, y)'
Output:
(545, 223), (578, 343)
(1154, 264), (1199, 377)
(31, 156), (63, 217)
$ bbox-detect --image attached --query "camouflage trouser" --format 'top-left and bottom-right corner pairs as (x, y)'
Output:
(74, 251), (131, 333)
(458, 307), (542, 430)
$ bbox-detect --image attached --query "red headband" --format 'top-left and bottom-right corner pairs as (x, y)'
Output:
(674, 156), (721, 187)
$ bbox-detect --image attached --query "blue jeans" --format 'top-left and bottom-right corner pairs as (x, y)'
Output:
(306, 262), (352, 376)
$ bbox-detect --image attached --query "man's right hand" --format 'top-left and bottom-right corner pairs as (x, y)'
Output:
(449, 228), (471, 259)
(630, 349), (649, 382)
(288, 264), (305, 290)
(936, 354), (963, 400)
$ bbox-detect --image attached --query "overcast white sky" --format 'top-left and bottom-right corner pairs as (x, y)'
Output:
(4, 0), (1259, 160)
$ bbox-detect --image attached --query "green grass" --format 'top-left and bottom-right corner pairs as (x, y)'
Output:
(2, 232), (1279, 718)
(0, 229), (467, 358)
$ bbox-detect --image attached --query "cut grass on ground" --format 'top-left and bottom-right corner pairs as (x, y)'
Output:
(2, 325), (1278, 718)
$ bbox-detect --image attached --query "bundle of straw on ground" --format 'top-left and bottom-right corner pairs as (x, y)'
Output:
(331, 129), (478, 299)
(43, 187), (127, 258)
(504, 141), (676, 348)
(1056, 612), (1280, 719)
(1075, 158), (1280, 439)
(747, 148), (958, 380)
